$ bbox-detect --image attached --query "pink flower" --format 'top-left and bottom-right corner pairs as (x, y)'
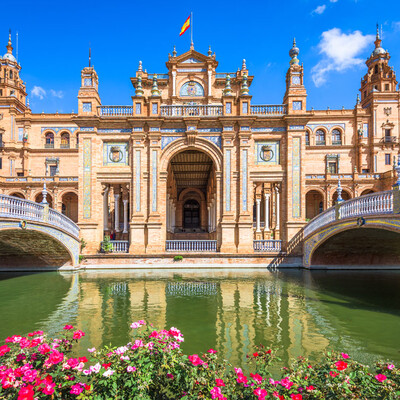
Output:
(210, 386), (223, 399)
(280, 377), (293, 389)
(72, 330), (85, 340)
(388, 364), (395, 370)
(341, 352), (349, 359)
(70, 383), (84, 395)
(103, 369), (115, 377)
(375, 374), (387, 382)
(138, 320), (146, 325)
(234, 367), (243, 374)
(47, 350), (64, 365)
(254, 388), (268, 399)
(250, 373), (263, 384)
(38, 343), (51, 354)
(167, 373), (174, 379)
(215, 379), (225, 387)
(236, 373), (248, 384)
(208, 348), (217, 354)
(131, 339), (144, 350)
(89, 363), (101, 374)
(188, 354), (204, 366)
(67, 358), (80, 368)
(63, 325), (74, 330)
(42, 381), (55, 395)
(130, 322), (141, 329)
(87, 347), (96, 353)
(127, 366), (136, 373)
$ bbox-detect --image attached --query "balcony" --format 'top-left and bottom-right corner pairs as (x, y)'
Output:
(332, 140), (342, 146)
(315, 140), (326, 146)
(166, 240), (217, 252)
(160, 105), (223, 117)
(60, 143), (70, 149)
(383, 136), (397, 144)
(45, 143), (54, 149)
(250, 105), (287, 116)
(253, 240), (282, 252)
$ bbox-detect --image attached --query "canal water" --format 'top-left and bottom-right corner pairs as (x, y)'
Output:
(0, 269), (399, 368)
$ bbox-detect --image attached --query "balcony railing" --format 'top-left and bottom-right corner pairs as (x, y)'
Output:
(315, 140), (326, 146)
(332, 140), (342, 145)
(383, 136), (397, 144)
(250, 105), (287, 116)
(160, 105), (223, 117)
(101, 240), (129, 253)
(0, 194), (79, 239)
(45, 143), (54, 149)
(98, 106), (134, 117)
(60, 143), (70, 149)
(253, 240), (282, 252)
(166, 240), (217, 252)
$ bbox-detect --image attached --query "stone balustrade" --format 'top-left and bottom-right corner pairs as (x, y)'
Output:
(98, 106), (134, 117)
(304, 190), (393, 238)
(1, 176), (78, 183)
(166, 240), (217, 252)
(160, 105), (223, 117)
(101, 240), (129, 253)
(0, 194), (79, 239)
(253, 240), (282, 252)
(250, 105), (287, 116)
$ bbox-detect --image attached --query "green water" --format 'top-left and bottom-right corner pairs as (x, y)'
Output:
(0, 269), (399, 368)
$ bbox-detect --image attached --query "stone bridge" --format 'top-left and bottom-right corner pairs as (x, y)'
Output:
(0, 194), (80, 268)
(303, 190), (400, 268)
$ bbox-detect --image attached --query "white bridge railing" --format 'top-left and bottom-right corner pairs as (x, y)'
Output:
(304, 190), (393, 238)
(166, 240), (217, 252)
(0, 194), (79, 239)
(253, 240), (282, 252)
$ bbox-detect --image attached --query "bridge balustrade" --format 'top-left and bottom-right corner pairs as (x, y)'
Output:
(166, 240), (217, 252)
(0, 194), (79, 239)
(304, 190), (393, 238)
(253, 240), (282, 252)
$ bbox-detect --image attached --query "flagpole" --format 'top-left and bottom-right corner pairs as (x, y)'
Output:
(191, 11), (193, 49)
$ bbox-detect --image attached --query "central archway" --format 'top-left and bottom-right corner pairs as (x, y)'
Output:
(166, 149), (217, 239)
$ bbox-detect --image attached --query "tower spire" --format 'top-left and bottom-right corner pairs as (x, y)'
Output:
(6, 28), (13, 55)
(89, 46), (91, 68)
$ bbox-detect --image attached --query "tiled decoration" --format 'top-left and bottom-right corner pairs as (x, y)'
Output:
(152, 150), (157, 212)
(201, 136), (222, 149)
(242, 149), (248, 211)
(84, 78), (92, 86)
(161, 136), (183, 150)
(252, 127), (285, 132)
(83, 138), (92, 219)
(226, 102), (232, 114)
(242, 102), (248, 114)
(292, 75), (301, 85)
(307, 123), (346, 132)
(292, 137), (301, 218)
(103, 142), (129, 166)
(225, 149), (231, 212)
(82, 102), (92, 112)
(363, 123), (369, 138)
(180, 81), (204, 97)
(255, 141), (280, 165)
(292, 101), (302, 111)
(135, 150), (141, 212)
(41, 127), (78, 134)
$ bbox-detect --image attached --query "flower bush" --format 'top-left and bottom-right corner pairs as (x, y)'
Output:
(0, 321), (399, 399)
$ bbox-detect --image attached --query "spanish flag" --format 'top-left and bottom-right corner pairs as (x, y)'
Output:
(180, 15), (191, 36)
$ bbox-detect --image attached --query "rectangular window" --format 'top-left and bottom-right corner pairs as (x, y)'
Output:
(10, 159), (13, 176)
(0, 158), (2, 169)
(385, 129), (391, 136)
(385, 154), (391, 165)
(17, 172), (24, 177)
(226, 102), (232, 114)
(328, 162), (337, 174)
(0, 89), (2, 96)
(363, 123), (369, 138)
(135, 103), (141, 114)
(49, 165), (57, 176)
(385, 84), (390, 91)
(364, 91), (367, 99)
(362, 168), (370, 173)
(152, 103), (158, 114)
(242, 102), (248, 114)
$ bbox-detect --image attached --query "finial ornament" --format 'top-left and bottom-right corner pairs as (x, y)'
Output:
(223, 74), (233, 96)
(41, 182), (48, 204)
(190, 40), (194, 50)
(242, 59), (247, 70)
(336, 179), (344, 203)
(138, 61), (142, 72)
(135, 75), (144, 97)
(208, 46), (212, 56)
(26, 97), (30, 108)
(151, 74), (161, 97)
(373, 23), (385, 56)
(173, 46), (177, 57)
(356, 94), (360, 104)
(240, 74), (249, 96)
(289, 37), (300, 66)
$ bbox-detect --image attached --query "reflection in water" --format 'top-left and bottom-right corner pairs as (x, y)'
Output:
(0, 269), (399, 367)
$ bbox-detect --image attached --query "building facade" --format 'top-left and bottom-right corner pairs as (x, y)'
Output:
(0, 30), (398, 255)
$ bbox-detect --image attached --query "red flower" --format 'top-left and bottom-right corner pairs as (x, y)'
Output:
(63, 325), (73, 330)
(236, 373), (248, 384)
(266, 349), (272, 354)
(0, 345), (11, 356)
(306, 385), (315, 391)
(215, 379), (225, 387)
(253, 352), (259, 357)
(250, 373), (263, 384)
(84, 384), (91, 391)
(208, 348), (217, 354)
(79, 356), (88, 363)
(47, 350), (64, 365)
(335, 360), (348, 371)
(329, 371), (339, 377)
(291, 394), (303, 400)
(102, 363), (112, 369)
(38, 343), (51, 354)
(17, 385), (34, 400)
(72, 330), (85, 340)
(188, 354), (204, 366)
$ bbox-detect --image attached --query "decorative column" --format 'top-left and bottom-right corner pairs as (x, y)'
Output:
(123, 199), (129, 233)
(275, 186), (280, 231)
(103, 185), (109, 231)
(264, 192), (270, 231)
(208, 70), (212, 96)
(172, 71), (177, 97)
(256, 198), (261, 233)
(166, 194), (170, 232)
(114, 193), (120, 232)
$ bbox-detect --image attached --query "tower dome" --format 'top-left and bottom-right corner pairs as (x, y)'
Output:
(289, 38), (300, 65)
(3, 31), (17, 63)
(372, 25), (386, 57)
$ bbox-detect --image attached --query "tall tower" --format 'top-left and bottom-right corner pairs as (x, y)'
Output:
(0, 31), (27, 106)
(77, 50), (101, 116)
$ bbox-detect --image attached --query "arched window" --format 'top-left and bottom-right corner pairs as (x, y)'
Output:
(61, 132), (70, 148)
(332, 129), (342, 145)
(9, 70), (13, 79)
(316, 129), (326, 145)
(45, 132), (54, 148)
(374, 65), (378, 74)
(305, 131), (310, 146)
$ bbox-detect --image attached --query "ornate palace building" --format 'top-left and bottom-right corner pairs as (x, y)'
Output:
(0, 29), (398, 255)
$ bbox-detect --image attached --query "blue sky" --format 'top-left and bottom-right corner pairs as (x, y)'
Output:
(4, 0), (400, 113)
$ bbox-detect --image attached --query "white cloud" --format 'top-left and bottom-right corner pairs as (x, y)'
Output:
(311, 28), (374, 87)
(50, 89), (64, 99)
(31, 86), (46, 100)
(312, 5), (326, 15)
(330, 0), (338, 2)
(392, 21), (400, 31)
